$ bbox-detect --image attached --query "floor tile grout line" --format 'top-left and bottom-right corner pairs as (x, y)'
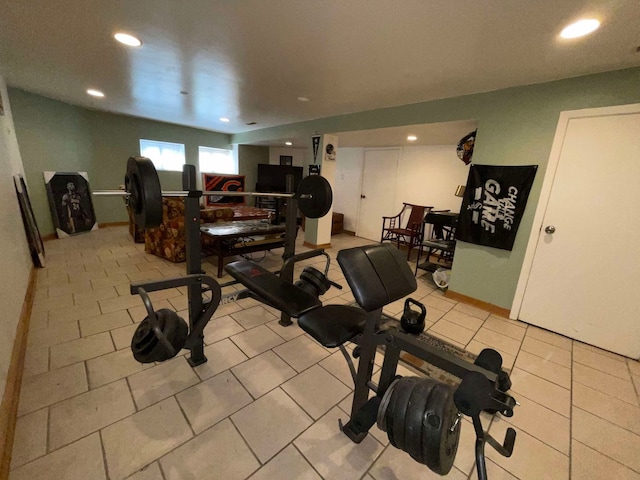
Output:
(571, 438), (640, 476)
(98, 430), (112, 480)
(570, 376), (639, 408)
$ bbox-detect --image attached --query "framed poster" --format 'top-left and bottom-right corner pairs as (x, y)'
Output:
(14, 175), (45, 267)
(279, 155), (293, 166)
(455, 164), (537, 250)
(202, 174), (245, 206)
(44, 171), (98, 238)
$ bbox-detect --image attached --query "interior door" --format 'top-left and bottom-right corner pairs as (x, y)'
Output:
(356, 149), (400, 241)
(519, 111), (640, 358)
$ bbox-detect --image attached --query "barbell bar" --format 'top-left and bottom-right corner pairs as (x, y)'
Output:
(93, 156), (333, 228)
(94, 190), (313, 199)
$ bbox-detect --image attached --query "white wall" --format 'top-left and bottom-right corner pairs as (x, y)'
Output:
(333, 147), (364, 232)
(334, 144), (469, 234)
(0, 76), (32, 398)
(395, 145), (469, 213)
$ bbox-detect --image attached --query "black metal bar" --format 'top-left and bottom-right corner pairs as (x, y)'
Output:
(376, 327), (498, 383)
(130, 274), (213, 294)
(341, 309), (380, 443)
(378, 343), (401, 395)
(183, 165), (207, 365)
(279, 173), (299, 326)
(184, 276), (221, 352)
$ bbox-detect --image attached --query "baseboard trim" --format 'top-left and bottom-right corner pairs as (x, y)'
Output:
(445, 290), (510, 318)
(0, 267), (36, 479)
(342, 230), (356, 236)
(99, 221), (128, 228)
(303, 241), (332, 249)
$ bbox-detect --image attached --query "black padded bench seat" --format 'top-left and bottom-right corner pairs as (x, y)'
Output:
(225, 260), (321, 317)
(298, 305), (367, 348)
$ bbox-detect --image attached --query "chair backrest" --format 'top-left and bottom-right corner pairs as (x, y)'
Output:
(405, 204), (427, 231)
(337, 243), (417, 311)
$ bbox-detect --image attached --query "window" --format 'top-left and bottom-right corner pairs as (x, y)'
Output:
(139, 139), (186, 172)
(199, 146), (237, 174)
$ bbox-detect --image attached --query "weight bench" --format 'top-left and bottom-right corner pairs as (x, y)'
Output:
(225, 243), (517, 480)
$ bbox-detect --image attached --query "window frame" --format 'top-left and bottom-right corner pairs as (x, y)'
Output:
(139, 139), (186, 172)
(198, 145), (238, 175)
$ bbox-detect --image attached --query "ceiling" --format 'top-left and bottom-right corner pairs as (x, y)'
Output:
(1, 1), (639, 141)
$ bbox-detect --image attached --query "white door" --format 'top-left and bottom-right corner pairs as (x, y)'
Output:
(357, 149), (400, 241)
(519, 110), (640, 358)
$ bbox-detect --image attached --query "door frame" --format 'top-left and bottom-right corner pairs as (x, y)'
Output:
(510, 102), (640, 319)
(356, 147), (402, 240)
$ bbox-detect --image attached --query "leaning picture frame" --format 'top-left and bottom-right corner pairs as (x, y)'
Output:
(14, 175), (45, 267)
(44, 171), (99, 238)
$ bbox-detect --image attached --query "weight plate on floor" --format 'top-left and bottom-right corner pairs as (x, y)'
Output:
(296, 175), (332, 218)
(125, 156), (163, 228)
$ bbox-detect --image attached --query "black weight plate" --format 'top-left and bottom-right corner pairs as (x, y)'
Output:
(155, 309), (188, 362)
(131, 309), (188, 363)
(131, 313), (166, 363)
(300, 267), (331, 295)
(126, 156), (162, 228)
(377, 378), (400, 433)
(387, 377), (420, 451)
(296, 175), (332, 218)
(403, 378), (439, 463)
(421, 382), (460, 475)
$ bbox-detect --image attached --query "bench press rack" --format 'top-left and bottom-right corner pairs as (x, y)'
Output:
(127, 164), (336, 365)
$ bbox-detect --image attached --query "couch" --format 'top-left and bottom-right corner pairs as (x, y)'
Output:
(143, 197), (235, 262)
(141, 198), (275, 263)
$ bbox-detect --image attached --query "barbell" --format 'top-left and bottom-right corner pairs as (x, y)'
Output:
(93, 156), (333, 228)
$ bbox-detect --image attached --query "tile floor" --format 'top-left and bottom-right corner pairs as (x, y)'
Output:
(9, 226), (640, 479)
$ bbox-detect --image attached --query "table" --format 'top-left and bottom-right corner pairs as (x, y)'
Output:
(415, 211), (459, 274)
(200, 220), (287, 277)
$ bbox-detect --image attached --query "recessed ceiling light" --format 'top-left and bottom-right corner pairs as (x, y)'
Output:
(285, 142), (293, 146)
(114, 32), (142, 47)
(87, 89), (105, 98)
(560, 19), (600, 39)
(220, 117), (230, 123)
(297, 97), (310, 102)
(407, 135), (417, 141)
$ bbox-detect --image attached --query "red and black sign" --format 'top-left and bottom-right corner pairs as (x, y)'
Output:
(202, 174), (245, 206)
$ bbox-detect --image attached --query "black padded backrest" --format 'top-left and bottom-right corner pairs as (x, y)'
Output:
(337, 244), (417, 311)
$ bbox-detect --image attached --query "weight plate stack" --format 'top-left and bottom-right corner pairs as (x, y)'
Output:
(377, 376), (461, 475)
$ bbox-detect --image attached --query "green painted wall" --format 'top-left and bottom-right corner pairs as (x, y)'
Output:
(237, 145), (270, 206)
(8, 88), (232, 236)
(233, 67), (640, 310)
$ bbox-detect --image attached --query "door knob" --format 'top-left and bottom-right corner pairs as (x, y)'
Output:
(361, 195), (366, 199)
(544, 225), (556, 234)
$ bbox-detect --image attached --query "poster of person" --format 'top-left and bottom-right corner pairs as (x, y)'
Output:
(44, 171), (98, 238)
(455, 164), (537, 250)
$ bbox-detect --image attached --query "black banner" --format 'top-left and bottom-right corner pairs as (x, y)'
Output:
(312, 135), (321, 164)
(456, 165), (537, 250)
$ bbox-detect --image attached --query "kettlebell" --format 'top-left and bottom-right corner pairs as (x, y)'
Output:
(400, 298), (426, 334)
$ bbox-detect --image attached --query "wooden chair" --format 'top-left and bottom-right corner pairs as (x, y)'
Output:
(381, 203), (432, 260)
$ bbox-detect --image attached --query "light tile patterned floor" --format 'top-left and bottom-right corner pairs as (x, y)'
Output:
(10, 226), (640, 479)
